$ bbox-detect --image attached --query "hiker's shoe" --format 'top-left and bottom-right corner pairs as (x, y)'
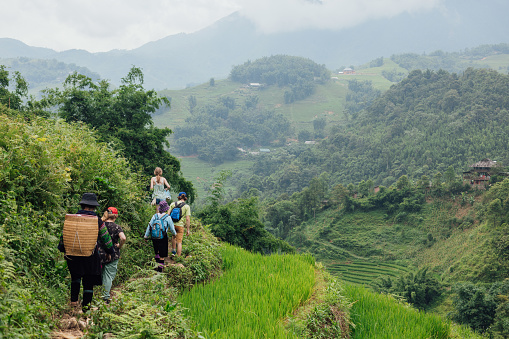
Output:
(171, 250), (176, 256)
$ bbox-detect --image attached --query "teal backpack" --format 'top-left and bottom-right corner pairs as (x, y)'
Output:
(149, 214), (169, 239)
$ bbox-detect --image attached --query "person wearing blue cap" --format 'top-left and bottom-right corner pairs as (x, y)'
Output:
(169, 192), (191, 256)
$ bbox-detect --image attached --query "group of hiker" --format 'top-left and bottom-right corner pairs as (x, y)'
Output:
(59, 167), (191, 312)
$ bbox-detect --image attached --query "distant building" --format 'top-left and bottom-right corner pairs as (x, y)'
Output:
(249, 83), (262, 88)
(259, 148), (270, 153)
(343, 67), (355, 74)
(463, 158), (501, 189)
(304, 141), (316, 145)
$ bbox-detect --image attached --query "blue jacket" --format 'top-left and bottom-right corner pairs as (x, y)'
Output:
(144, 213), (176, 238)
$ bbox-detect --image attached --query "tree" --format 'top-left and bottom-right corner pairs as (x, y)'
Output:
(197, 172), (294, 254)
(298, 130), (313, 142)
(43, 66), (195, 199)
(396, 175), (411, 190)
(452, 282), (497, 333)
(209, 78), (215, 87)
(0, 65), (29, 112)
(188, 95), (197, 113)
(313, 117), (327, 136)
(390, 268), (442, 310)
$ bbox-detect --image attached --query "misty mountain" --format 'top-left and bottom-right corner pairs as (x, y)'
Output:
(1, 0), (508, 90)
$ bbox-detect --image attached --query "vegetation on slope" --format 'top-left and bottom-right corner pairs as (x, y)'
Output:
(0, 57), (101, 95)
(0, 109), (151, 336)
(39, 66), (195, 197)
(230, 55), (330, 103)
(179, 243), (317, 338)
(0, 108), (228, 337)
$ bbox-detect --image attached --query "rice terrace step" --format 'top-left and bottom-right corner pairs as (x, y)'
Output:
(327, 261), (410, 285)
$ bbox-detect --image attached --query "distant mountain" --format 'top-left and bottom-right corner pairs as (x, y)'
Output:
(1, 0), (508, 90)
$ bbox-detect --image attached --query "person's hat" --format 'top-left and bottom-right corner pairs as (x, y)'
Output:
(107, 207), (118, 214)
(159, 200), (170, 213)
(79, 193), (100, 207)
(178, 192), (187, 197)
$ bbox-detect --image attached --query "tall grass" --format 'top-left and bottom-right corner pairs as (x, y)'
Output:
(178, 243), (315, 338)
(344, 283), (450, 338)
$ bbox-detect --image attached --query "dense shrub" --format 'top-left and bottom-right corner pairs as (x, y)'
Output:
(304, 275), (353, 338)
(0, 111), (153, 336)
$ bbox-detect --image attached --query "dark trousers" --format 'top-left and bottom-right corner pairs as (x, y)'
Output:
(71, 274), (96, 308)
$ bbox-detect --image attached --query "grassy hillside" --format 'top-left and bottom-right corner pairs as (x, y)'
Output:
(287, 195), (481, 283)
(155, 72), (387, 203)
(0, 109), (484, 338)
(155, 75), (353, 135)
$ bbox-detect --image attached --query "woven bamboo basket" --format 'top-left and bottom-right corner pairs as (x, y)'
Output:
(62, 214), (98, 256)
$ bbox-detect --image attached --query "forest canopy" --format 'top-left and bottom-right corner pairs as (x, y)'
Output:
(230, 55), (330, 103)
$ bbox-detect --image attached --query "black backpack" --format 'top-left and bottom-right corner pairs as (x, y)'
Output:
(169, 202), (186, 222)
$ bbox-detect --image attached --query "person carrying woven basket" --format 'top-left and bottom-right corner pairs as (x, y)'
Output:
(58, 193), (114, 312)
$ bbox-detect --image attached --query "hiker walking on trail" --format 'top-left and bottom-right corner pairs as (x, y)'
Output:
(98, 207), (126, 303)
(150, 167), (171, 212)
(144, 200), (176, 272)
(169, 192), (191, 257)
(58, 193), (115, 312)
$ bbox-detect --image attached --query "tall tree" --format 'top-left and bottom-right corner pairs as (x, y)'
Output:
(43, 66), (195, 199)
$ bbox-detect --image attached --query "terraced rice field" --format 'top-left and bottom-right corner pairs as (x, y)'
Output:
(327, 261), (410, 285)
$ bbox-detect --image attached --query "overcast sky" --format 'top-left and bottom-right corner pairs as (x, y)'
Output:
(0, 0), (442, 53)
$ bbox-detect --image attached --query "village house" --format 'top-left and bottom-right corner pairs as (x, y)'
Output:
(342, 67), (355, 75)
(462, 158), (500, 189)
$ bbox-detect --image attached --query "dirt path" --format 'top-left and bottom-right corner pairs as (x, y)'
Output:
(51, 255), (186, 338)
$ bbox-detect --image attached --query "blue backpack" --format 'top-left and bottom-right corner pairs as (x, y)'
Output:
(149, 214), (169, 239)
(170, 202), (186, 222)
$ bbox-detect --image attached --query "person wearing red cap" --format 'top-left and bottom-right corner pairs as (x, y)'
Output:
(98, 207), (126, 303)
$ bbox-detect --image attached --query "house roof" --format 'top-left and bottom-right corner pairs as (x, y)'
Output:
(470, 158), (500, 168)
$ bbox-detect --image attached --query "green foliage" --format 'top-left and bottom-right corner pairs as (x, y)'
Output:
(40, 66), (194, 198)
(178, 243), (315, 338)
(329, 261), (409, 286)
(344, 283), (451, 338)
(0, 113), (151, 228)
(197, 171), (294, 254)
(0, 65), (29, 112)
(390, 44), (509, 74)
(0, 112), (156, 336)
(85, 272), (191, 338)
(303, 276), (353, 338)
(451, 282), (497, 333)
(233, 67), (509, 201)
(198, 196), (295, 254)
(173, 95), (292, 163)
(230, 55), (330, 103)
(372, 268), (443, 310)
(345, 79), (381, 114)
(1, 57), (101, 91)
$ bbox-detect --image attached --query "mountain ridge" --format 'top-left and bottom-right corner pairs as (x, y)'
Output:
(1, 0), (509, 89)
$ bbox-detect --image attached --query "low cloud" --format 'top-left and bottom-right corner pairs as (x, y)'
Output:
(0, 0), (239, 52)
(0, 0), (442, 52)
(238, 0), (442, 33)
